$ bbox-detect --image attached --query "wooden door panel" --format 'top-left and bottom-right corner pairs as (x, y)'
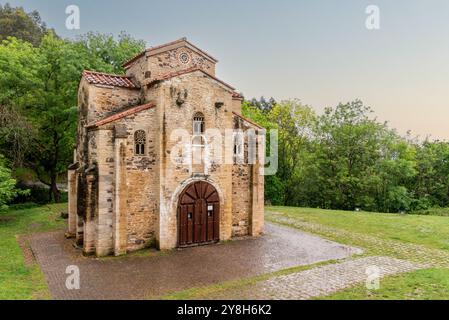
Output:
(187, 204), (194, 244)
(178, 181), (220, 247)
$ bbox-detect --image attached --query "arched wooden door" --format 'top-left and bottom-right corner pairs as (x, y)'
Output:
(178, 181), (220, 247)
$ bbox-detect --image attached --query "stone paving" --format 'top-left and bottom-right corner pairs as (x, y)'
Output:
(203, 256), (424, 300)
(267, 213), (449, 268)
(27, 222), (361, 300)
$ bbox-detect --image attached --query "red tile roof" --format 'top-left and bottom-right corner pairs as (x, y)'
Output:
(232, 92), (244, 100)
(82, 70), (139, 89)
(123, 38), (218, 68)
(147, 67), (235, 91)
(233, 112), (264, 129)
(86, 103), (156, 129)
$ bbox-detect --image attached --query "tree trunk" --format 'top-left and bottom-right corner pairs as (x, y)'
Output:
(50, 174), (61, 203)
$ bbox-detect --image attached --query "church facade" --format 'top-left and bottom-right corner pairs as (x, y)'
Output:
(67, 38), (265, 257)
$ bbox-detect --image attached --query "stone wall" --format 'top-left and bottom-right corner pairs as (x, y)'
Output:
(148, 47), (216, 80)
(76, 79), (141, 174)
(232, 164), (251, 237)
(89, 85), (141, 122)
(125, 56), (148, 88)
(125, 45), (216, 86)
(151, 71), (234, 249)
(112, 106), (159, 251)
(95, 128), (115, 256)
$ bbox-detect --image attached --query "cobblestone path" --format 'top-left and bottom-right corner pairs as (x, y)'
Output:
(267, 213), (449, 268)
(204, 256), (424, 300)
(27, 223), (360, 299)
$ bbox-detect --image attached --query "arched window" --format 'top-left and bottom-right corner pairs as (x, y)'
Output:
(192, 113), (205, 169)
(193, 112), (205, 136)
(234, 131), (244, 161)
(192, 112), (205, 146)
(134, 130), (146, 155)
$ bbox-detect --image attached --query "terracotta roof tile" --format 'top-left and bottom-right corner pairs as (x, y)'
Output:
(233, 112), (264, 129)
(232, 92), (244, 100)
(82, 70), (139, 89)
(123, 38), (218, 68)
(147, 67), (235, 91)
(86, 103), (156, 129)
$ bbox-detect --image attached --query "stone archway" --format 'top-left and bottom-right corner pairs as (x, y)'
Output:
(178, 181), (220, 247)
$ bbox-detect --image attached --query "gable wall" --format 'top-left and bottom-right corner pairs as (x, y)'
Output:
(149, 46), (216, 79)
(89, 85), (141, 122)
(125, 46), (216, 87)
(154, 72), (234, 248)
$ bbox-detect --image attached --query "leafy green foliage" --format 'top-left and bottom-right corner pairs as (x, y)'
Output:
(0, 6), (145, 203)
(0, 155), (27, 211)
(73, 32), (145, 74)
(0, 3), (49, 47)
(0, 203), (66, 299)
(247, 98), (449, 213)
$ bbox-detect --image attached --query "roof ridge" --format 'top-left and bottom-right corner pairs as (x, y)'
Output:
(123, 37), (218, 68)
(83, 70), (130, 78)
(146, 37), (186, 52)
(157, 66), (201, 80)
(86, 102), (156, 129)
(147, 67), (235, 91)
(82, 70), (139, 89)
(233, 112), (264, 129)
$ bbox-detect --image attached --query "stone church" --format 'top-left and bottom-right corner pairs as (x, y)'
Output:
(67, 38), (265, 257)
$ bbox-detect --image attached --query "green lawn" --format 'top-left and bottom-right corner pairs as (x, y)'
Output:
(2, 203), (449, 300)
(324, 268), (449, 300)
(266, 206), (449, 300)
(0, 203), (66, 300)
(266, 206), (449, 251)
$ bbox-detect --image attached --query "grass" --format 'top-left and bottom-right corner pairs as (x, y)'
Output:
(266, 206), (449, 251)
(2, 203), (449, 300)
(266, 206), (449, 299)
(0, 203), (66, 300)
(160, 259), (341, 300)
(162, 206), (449, 300)
(411, 207), (449, 217)
(324, 268), (449, 300)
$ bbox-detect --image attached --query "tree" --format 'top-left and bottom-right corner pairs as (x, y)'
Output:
(24, 33), (79, 202)
(0, 3), (50, 46)
(250, 96), (277, 113)
(0, 37), (39, 167)
(243, 99), (316, 206)
(0, 37), (40, 106)
(0, 30), (145, 202)
(0, 155), (26, 211)
(413, 141), (449, 208)
(73, 32), (146, 74)
(0, 105), (35, 167)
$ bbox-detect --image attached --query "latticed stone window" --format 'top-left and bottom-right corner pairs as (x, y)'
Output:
(234, 131), (244, 160)
(192, 112), (205, 145)
(192, 113), (205, 167)
(134, 130), (146, 155)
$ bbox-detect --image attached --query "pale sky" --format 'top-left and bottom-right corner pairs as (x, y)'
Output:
(2, 0), (449, 140)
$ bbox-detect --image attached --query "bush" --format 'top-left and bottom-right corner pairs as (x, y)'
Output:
(410, 207), (449, 217)
(12, 183), (67, 204)
(0, 155), (28, 211)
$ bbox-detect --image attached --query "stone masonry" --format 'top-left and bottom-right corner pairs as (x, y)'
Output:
(68, 38), (265, 256)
